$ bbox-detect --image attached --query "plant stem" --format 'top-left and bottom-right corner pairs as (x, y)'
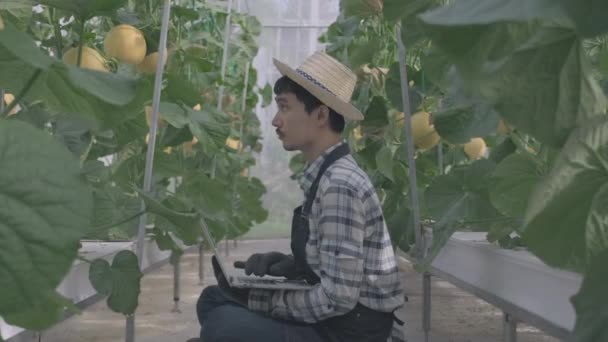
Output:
(50, 8), (64, 59)
(77, 256), (93, 264)
(1, 69), (42, 117)
(91, 210), (147, 232)
(77, 18), (86, 67)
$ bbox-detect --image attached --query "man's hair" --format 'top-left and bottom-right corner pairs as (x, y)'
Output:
(274, 76), (345, 133)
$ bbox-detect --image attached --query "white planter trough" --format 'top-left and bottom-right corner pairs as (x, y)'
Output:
(417, 232), (583, 340)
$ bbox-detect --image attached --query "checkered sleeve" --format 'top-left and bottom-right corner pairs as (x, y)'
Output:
(248, 182), (366, 323)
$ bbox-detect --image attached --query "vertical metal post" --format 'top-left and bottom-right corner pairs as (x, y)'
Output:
(198, 240), (205, 285)
(172, 254), (182, 313)
(503, 313), (518, 342)
(0, 89), (5, 114)
(397, 24), (429, 341)
(128, 1), (172, 341)
(423, 273), (432, 342)
(216, 0), (234, 257)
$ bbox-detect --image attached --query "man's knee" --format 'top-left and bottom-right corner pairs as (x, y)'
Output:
(196, 285), (228, 323)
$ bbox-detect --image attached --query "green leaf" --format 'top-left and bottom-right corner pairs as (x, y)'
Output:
(0, 120), (92, 329)
(89, 184), (141, 239)
(155, 102), (230, 153)
(523, 117), (608, 270)
(52, 117), (95, 158)
(38, 0), (128, 20)
(106, 251), (143, 315)
(376, 146), (395, 182)
(570, 250), (608, 342)
(385, 62), (423, 114)
(419, 3), (607, 147)
(178, 173), (232, 221)
(260, 83), (273, 107)
(2, 290), (74, 331)
(426, 160), (499, 221)
(433, 105), (500, 144)
(490, 153), (544, 220)
(383, 0), (438, 24)
(362, 96), (389, 131)
(89, 259), (112, 295)
(349, 39), (382, 69)
(136, 190), (201, 245)
(342, 0), (382, 18)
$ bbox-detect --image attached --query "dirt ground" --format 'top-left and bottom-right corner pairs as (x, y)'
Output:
(16, 239), (560, 342)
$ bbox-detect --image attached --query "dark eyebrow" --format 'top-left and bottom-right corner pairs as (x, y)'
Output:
(275, 96), (288, 104)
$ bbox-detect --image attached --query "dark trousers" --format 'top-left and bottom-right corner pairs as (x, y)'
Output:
(196, 285), (325, 342)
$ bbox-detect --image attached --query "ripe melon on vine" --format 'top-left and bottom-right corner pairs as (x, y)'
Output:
(104, 24), (147, 65)
(63, 46), (109, 72)
(137, 49), (168, 74)
(145, 106), (167, 128)
(410, 111), (440, 150)
(464, 138), (487, 160)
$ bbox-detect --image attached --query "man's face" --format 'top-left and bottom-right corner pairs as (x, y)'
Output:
(272, 92), (318, 151)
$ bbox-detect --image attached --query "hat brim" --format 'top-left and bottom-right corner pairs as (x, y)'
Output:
(273, 58), (364, 121)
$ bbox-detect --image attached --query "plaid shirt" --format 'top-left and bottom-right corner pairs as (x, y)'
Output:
(248, 141), (405, 341)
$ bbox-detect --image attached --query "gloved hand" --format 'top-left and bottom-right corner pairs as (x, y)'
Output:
(234, 252), (298, 279)
(211, 255), (249, 307)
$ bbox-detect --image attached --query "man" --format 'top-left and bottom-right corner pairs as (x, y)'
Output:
(194, 51), (406, 342)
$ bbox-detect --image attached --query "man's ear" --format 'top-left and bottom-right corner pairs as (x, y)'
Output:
(316, 105), (330, 126)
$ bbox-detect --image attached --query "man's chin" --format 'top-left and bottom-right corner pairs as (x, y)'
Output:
(280, 141), (297, 151)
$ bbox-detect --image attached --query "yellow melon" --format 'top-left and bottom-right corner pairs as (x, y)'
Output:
(104, 24), (147, 65)
(0, 14), (4, 31)
(411, 111), (440, 150)
(193, 104), (202, 111)
(137, 49), (168, 74)
(240, 168), (249, 177)
(3, 93), (19, 116)
(63, 46), (109, 72)
(225, 137), (241, 150)
(145, 106), (167, 128)
(464, 138), (487, 160)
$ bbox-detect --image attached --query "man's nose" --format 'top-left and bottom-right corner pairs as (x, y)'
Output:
(271, 113), (280, 128)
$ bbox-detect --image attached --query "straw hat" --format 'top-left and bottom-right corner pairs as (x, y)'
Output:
(273, 51), (364, 121)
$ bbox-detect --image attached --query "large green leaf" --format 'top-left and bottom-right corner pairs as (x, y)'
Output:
(489, 153), (544, 221)
(433, 105), (500, 144)
(570, 250), (608, 342)
(361, 96), (389, 133)
(89, 250), (143, 315)
(2, 290), (75, 331)
(136, 190), (201, 245)
(89, 184), (141, 239)
(38, 0), (128, 19)
(376, 146), (395, 182)
(178, 172), (232, 221)
(523, 117), (608, 270)
(419, 3), (607, 147)
(385, 62), (423, 114)
(0, 120), (92, 329)
(157, 102), (230, 153)
(0, 25), (150, 129)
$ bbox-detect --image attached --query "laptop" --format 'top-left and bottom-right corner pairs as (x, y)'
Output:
(199, 217), (314, 290)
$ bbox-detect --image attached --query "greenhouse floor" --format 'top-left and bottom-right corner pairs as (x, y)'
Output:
(23, 239), (559, 342)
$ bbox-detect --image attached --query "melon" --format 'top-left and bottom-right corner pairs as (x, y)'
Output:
(63, 46), (109, 72)
(104, 24), (147, 65)
(137, 49), (168, 74)
(411, 111), (440, 150)
(464, 138), (487, 160)
(3, 93), (19, 116)
(225, 137), (241, 150)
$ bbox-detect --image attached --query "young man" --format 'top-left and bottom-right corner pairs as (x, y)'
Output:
(194, 52), (405, 342)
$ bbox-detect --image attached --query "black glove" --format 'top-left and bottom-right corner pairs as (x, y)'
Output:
(211, 255), (249, 306)
(234, 252), (298, 279)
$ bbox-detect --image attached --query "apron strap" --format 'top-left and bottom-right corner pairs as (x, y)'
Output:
(302, 143), (350, 217)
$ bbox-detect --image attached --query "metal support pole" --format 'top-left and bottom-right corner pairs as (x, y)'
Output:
(128, 1), (172, 341)
(503, 313), (518, 342)
(397, 24), (429, 341)
(0, 89), (5, 114)
(198, 240), (205, 285)
(423, 272), (432, 342)
(217, 0), (233, 257)
(172, 254), (182, 313)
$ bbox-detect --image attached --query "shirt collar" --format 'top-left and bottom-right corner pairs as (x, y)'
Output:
(298, 140), (345, 194)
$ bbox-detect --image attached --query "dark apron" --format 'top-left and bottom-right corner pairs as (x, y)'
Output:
(289, 143), (394, 342)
